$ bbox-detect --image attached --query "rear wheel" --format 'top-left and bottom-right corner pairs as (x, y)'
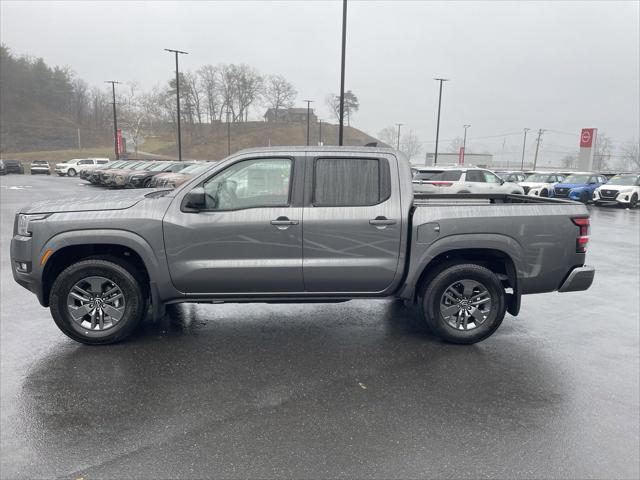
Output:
(49, 259), (145, 344)
(67, 168), (77, 177)
(143, 178), (153, 188)
(420, 263), (506, 344)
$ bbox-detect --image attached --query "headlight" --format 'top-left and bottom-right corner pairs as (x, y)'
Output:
(17, 214), (49, 237)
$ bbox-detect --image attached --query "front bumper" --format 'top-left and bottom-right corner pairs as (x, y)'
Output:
(558, 266), (595, 293)
(10, 234), (46, 305)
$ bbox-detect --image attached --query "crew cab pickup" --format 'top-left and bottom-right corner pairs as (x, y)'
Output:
(11, 147), (595, 345)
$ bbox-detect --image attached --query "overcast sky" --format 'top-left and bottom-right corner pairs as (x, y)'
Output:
(1, 0), (638, 165)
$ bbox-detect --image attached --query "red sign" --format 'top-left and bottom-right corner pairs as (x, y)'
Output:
(459, 146), (465, 165)
(580, 128), (595, 148)
(116, 129), (124, 155)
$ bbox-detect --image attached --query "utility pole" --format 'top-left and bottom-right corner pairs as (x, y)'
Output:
(304, 99), (314, 146)
(520, 128), (530, 171)
(77, 127), (82, 150)
(396, 123), (403, 150)
(338, 0), (348, 146)
(533, 128), (545, 170)
(164, 48), (188, 161)
(105, 80), (121, 159)
(226, 105), (231, 156)
(433, 78), (449, 165)
(318, 119), (323, 146)
(501, 137), (507, 169)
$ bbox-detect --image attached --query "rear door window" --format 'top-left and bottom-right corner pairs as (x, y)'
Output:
(314, 158), (390, 206)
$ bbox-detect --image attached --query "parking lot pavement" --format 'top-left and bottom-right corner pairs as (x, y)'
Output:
(1, 174), (638, 479)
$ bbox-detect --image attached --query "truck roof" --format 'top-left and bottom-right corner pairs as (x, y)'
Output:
(234, 145), (401, 156)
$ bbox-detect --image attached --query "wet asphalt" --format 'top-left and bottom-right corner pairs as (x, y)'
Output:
(0, 173), (638, 479)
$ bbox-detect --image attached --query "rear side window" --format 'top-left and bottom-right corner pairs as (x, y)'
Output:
(314, 158), (390, 206)
(465, 170), (485, 182)
(98, 160), (109, 164)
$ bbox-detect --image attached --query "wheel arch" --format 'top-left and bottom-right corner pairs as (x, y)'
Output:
(40, 230), (160, 307)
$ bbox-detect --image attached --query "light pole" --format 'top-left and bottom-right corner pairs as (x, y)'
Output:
(226, 105), (231, 156)
(304, 99), (314, 146)
(396, 123), (403, 150)
(433, 77), (449, 165)
(462, 124), (471, 154)
(520, 128), (530, 171)
(164, 48), (188, 161)
(105, 81), (121, 160)
(338, 0), (347, 146)
(318, 119), (323, 146)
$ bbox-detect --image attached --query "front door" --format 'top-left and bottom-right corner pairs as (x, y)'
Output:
(302, 156), (402, 293)
(163, 157), (304, 294)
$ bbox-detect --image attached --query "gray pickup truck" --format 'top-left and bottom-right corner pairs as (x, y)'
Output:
(11, 147), (595, 345)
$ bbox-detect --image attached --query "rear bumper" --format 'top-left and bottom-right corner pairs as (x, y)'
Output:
(558, 266), (595, 293)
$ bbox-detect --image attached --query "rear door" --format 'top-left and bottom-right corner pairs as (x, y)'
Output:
(464, 169), (489, 192)
(302, 155), (402, 293)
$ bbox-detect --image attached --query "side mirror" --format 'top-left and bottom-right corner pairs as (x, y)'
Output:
(183, 187), (206, 211)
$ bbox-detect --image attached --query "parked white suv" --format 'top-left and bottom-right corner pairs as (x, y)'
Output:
(55, 158), (109, 177)
(593, 174), (639, 208)
(520, 172), (567, 197)
(412, 167), (524, 195)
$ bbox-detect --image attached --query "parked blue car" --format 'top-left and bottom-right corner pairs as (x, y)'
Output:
(552, 173), (608, 203)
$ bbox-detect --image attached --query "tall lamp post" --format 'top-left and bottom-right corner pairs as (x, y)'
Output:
(338, 0), (348, 146)
(105, 80), (121, 160)
(520, 128), (530, 171)
(304, 99), (314, 146)
(318, 119), (323, 146)
(164, 48), (189, 161)
(433, 77), (449, 165)
(396, 123), (403, 150)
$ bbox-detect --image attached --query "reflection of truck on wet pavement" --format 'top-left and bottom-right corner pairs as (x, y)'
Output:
(11, 146), (595, 345)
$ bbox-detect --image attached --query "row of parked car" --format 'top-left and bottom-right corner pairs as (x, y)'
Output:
(412, 166), (640, 208)
(64, 158), (214, 189)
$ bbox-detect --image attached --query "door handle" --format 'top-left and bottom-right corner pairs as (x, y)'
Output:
(270, 217), (299, 229)
(369, 216), (396, 228)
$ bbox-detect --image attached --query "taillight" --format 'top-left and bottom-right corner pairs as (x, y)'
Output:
(426, 181), (453, 187)
(572, 217), (590, 253)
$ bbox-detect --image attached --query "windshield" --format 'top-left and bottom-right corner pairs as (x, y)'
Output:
(563, 174), (591, 184)
(526, 173), (551, 182)
(181, 164), (210, 174)
(149, 162), (172, 172)
(606, 175), (639, 186)
(32, 160), (48, 164)
(414, 170), (443, 181)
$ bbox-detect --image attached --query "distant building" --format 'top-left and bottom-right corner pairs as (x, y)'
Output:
(264, 107), (318, 123)
(418, 152), (494, 168)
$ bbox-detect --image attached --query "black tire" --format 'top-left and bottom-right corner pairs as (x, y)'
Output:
(630, 194), (638, 208)
(580, 190), (590, 203)
(540, 188), (548, 197)
(143, 178), (152, 188)
(67, 168), (77, 177)
(420, 263), (506, 344)
(49, 259), (145, 345)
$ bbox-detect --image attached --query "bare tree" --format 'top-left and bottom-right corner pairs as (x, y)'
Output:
(400, 130), (422, 160)
(197, 65), (221, 123)
(377, 125), (397, 147)
(593, 132), (613, 170)
(234, 64), (263, 122)
(263, 74), (296, 120)
(184, 71), (203, 125)
(448, 136), (463, 153)
(561, 154), (577, 169)
(620, 138), (640, 170)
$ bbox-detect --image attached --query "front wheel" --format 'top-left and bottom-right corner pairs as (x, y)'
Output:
(420, 263), (506, 344)
(67, 168), (77, 177)
(630, 194), (638, 208)
(540, 188), (548, 197)
(579, 191), (590, 203)
(49, 259), (145, 344)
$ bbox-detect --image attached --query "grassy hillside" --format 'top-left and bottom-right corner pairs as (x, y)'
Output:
(3, 122), (383, 164)
(161, 121), (383, 160)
